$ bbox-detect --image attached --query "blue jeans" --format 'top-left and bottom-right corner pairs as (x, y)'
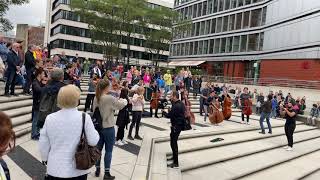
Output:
(31, 110), (40, 139)
(271, 108), (277, 118)
(165, 85), (171, 96)
(259, 112), (272, 133)
(95, 127), (115, 170)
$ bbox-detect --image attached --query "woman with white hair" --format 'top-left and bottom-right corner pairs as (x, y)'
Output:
(39, 85), (99, 180)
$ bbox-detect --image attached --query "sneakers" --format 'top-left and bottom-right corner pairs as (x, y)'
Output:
(127, 135), (134, 140)
(286, 147), (293, 151)
(283, 146), (289, 149)
(246, 122), (250, 125)
(103, 172), (115, 180)
(122, 140), (128, 144)
(259, 131), (266, 134)
(115, 140), (124, 146)
(241, 121), (245, 124)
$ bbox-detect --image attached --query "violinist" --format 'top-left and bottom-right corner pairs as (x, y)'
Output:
(84, 73), (99, 112)
(238, 87), (252, 124)
(150, 80), (160, 118)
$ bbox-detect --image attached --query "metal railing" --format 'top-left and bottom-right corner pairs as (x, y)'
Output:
(203, 76), (320, 90)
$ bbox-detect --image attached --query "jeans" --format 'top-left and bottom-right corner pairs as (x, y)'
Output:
(271, 108), (277, 118)
(84, 94), (95, 112)
(259, 112), (272, 133)
(128, 111), (142, 137)
(116, 125), (125, 141)
(170, 126), (182, 165)
(307, 116), (317, 126)
(203, 105), (208, 121)
(96, 127), (115, 170)
(285, 123), (296, 148)
(165, 85), (171, 96)
(5, 70), (17, 95)
(31, 110), (40, 139)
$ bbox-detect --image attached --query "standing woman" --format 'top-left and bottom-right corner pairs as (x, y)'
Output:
(281, 102), (297, 151)
(143, 71), (151, 87)
(93, 80), (127, 179)
(0, 112), (15, 180)
(115, 88), (130, 146)
(128, 87), (145, 140)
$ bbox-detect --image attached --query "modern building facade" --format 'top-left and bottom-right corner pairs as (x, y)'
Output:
(170, 0), (320, 81)
(44, 0), (173, 66)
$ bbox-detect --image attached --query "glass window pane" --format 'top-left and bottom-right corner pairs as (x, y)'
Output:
(238, 0), (244, 7)
(213, 0), (218, 13)
(240, 35), (248, 52)
(196, 22), (200, 36)
(259, 32), (264, 51)
(209, 39), (214, 54)
(236, 13), (242, 29)
(231, 0), (237, 8)
(243, 11), (250, 28)
(204, 40), (209, 54)
(219, 0), (224, 12)
(189, 42), (194, 55)
(208, 0), (213, 14)
(225, 0), (230, 10)
(193, 4), (197, 18)
(248, 34), (259, 51)
(203, 1), (207, 16)
(206, 20), (211, 34)
(226, 37), (233, 53)
(220, 38), (226, 53)
(233, 36), (240, 52)
(262, 7), (267, 25)
(216, 17), (223, 33)
(199, 41), (203, 54)
(200, 21), (205, 35)
(198, 3), (202, 17)
(211, 18), (216, 33)
(192, 23), (196, 36)
(194, 41), (198, 54)
(214, 38), (220, 53)
(229, 14), (235, 31)
(251, 9), (262, 27)
(244, 0), (251, 5)
(223, 16), (228, 32)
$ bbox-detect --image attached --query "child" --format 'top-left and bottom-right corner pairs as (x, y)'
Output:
(128, 86), (145, 140)
(116, 88), (130, 146)
(307, 104), (319, 126)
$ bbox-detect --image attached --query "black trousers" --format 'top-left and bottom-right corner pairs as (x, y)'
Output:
(116, 125), (125, 141)
(47, 174), (87, 180)
(128, 111), (142, 137)
(24, 69), (33, 93)
(5, 71), (17, 95)
(241, 113), (250, 122)
(150, 107), (159, 117)
(285, 123), (296, 147)
(170, 126), (181, 165)
(84, 94), (95, 112)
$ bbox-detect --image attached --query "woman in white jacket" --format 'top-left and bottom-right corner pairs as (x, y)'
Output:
(39, 85), (99, 180)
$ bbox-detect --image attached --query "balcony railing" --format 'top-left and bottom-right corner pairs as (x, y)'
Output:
(202, 76), (320, 90)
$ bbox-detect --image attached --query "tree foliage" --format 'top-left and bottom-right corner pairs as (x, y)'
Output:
(0, 0), (29, 32)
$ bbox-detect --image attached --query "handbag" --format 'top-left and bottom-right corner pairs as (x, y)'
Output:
(91, 107), (103, 132)
(75, 113), (101, 170)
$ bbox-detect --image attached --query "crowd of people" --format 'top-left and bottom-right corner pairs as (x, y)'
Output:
(0, 36), (320, 179)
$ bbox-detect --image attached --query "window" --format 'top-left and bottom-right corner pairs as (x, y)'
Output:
(208, 0), (213, 14)
(248, 34), (259, 51)
(188, 6), (192, 19)
(181, 43), (186, 56)
(194, 41), (198, 55)
(220, 38), (226, 53)
(224, 0), (230, 10)
(195, 22), (200, 36)
(231, 0), (237, 8)
(236, 13), (242, 29)
(214, 38), (220, 53)
(233, 36), (240, 52)
(218, 0), (224, 12)
(203, 1), (208, 16)
(206, 20), (211, 34)
(211, 18), (216, 34)
(240, 35), (248, 52)
(244, 61), (256, 78)
(192, 23), (196, 36)
(200, 21), (205, 35)
(203, 40), (209, 54)
(262, 7), (267, 25)
(189, 42), (194, 55)
(243, 11), (250, 28)
(259, 32), (264, 50)
(193, 4), (197, 18)
(209, 39), (214, 54)
(198, 3), (203, 17)
(229, 14), (235, 31)
(251, 9), (262, 27)
(213, 0), (218, 13)
(185, 42), (190, 55)
(198, 41), (203, 54)
(223, 16), (228, 32)
(244, 0), (251, 5)
(238, 0), (244, 7)
(226, 37), (233, 53)
(216, 17), (223, 33)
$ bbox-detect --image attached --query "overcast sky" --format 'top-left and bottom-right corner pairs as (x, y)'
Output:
(6, 0), (174, 31)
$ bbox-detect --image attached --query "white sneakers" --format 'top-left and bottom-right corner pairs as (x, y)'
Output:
(116, 140), (128, 146)
(283, 146), (293, 151)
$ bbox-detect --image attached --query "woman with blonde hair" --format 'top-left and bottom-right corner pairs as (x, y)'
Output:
(93, 80), (127, 179)
(39, 85), (99, 180)
(128, 86), (145, 140)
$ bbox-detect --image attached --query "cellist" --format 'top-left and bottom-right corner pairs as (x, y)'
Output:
(238, 87), (252, 124)
(150, 80), (160, 118)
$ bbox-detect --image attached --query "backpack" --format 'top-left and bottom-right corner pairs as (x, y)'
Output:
(37, 92), (60, 128)
(91, 107), (103, 132)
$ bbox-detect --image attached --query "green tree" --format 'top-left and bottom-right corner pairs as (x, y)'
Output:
(144, 6), (191, 67)
(0, 0), (29, 31)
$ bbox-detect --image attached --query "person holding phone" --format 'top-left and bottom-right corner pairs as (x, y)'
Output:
(280, 102), (297, 151)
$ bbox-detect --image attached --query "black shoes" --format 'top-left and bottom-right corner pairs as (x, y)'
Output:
(95, 168), (100, 177)
(103, 172), (115, 180)
(259, 131), (266, 134)
(4, 93), (10, 97)
(127, 135), (134, 140)
(168, 163), (179, 168)
(268, 131), (272, 134)
(135, 135), (143, 140)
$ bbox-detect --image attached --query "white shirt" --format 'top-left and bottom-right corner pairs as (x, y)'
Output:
(0, 164), (6, 180)
(39, 108), (99, 178)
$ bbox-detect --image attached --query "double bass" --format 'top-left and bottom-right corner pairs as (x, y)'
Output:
(209, 100), (224, 125)
(223, 95), (232, 120)
(243, 99), (253, 116)
(150, 88), (160, 110)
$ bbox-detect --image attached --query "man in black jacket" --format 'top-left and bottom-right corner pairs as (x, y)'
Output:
(4, 43), (21, 96)
(164, 91), (186, 168)
(24, 44), (36, 94)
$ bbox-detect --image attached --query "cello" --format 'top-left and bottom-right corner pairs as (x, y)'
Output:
(209, 99), (224, 125)
(223, 94), (232, 120)
(243, 99), (253, 116)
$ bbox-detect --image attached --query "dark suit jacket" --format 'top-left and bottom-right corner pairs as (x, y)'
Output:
(6, 50), (20, 72)
(24, 50), (36, 70)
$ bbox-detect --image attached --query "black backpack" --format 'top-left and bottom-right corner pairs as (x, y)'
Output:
(91, 107), (103, 132)
(37, 92), (60, 128)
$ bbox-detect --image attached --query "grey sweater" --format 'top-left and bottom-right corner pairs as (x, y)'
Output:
(93, 94), (127, 128)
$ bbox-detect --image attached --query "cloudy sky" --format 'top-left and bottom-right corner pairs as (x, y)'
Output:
(6, 0), (174, 30)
